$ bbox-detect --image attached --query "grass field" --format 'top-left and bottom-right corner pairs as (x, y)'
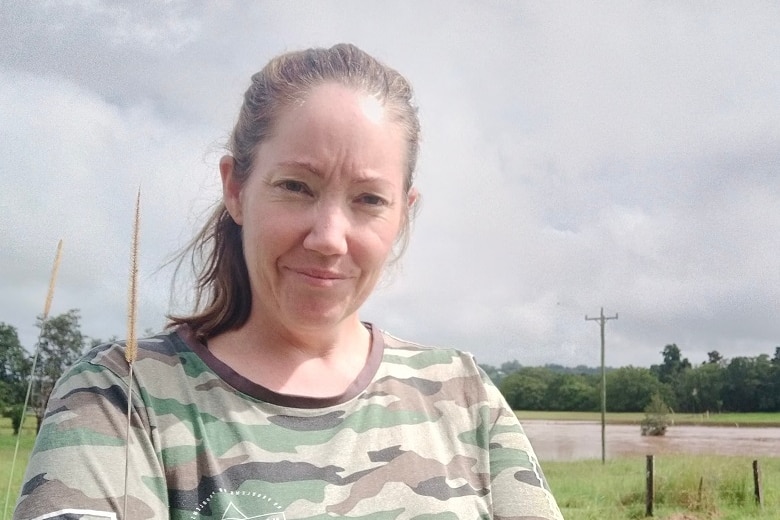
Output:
(1, 418), (36, 518)
(545, 455), (778, 519)
(2, 414), (779, 519)
(516, 410), (780, 427)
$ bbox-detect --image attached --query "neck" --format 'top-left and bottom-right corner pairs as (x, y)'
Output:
(207, 314), (372, 397)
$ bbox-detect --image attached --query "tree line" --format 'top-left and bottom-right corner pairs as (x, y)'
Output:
(3, 311), (779, 433)
(481, 343), (780, 414)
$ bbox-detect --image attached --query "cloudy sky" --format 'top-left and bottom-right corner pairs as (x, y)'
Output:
(1, 1), (778, 368)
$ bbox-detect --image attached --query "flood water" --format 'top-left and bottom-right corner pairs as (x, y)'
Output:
(522, 420), (780, 461)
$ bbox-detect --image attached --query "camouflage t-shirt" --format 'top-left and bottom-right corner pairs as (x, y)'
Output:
(15, 325), (563, 520)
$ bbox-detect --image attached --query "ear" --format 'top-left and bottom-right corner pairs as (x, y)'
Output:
(407, 186), (419, 209)
(220, 155), (243, 225)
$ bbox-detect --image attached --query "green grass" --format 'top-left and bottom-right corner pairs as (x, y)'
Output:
(544, 454), (778, 519)
(516, 410), (780, 427)
(1, 417), (36, 518)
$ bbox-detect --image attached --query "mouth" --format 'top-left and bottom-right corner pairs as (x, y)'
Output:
(288, 267), (349, 284)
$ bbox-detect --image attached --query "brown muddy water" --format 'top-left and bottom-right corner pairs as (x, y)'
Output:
(522, 420), (780, 461)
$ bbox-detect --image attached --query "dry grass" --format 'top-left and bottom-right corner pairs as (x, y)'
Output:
(125, 189), (140, 365)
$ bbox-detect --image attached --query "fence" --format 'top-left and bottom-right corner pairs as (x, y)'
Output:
(643, 455), (763, 517)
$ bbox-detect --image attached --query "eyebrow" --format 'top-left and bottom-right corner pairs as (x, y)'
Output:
(276, 160), (394, 185)
(277, 160), (321, 176)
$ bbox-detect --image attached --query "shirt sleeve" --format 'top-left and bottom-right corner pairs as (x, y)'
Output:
(481, 370), (565, 520)
(13, 344), (167, 520)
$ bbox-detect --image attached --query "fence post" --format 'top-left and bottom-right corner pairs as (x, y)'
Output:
(697, 476), (703, 507)
(645, 454), (654, 517)
(753, 460), (763, 508)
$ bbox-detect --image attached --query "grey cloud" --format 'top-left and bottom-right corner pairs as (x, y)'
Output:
(2, 1), (779, 369)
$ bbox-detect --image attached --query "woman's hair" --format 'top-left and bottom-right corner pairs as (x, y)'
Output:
(167, 43), (421, 340)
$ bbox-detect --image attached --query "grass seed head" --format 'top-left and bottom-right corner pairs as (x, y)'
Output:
(43, 239), (63, 319)
(125, 189), (141, 364)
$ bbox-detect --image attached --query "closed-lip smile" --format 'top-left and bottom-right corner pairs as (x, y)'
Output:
(289, 267), (348, 281)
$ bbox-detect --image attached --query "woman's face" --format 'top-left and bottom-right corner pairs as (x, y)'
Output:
(222, 83), (415, 333)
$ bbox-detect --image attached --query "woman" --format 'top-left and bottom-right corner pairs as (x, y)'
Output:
(15, 44), (563, 520)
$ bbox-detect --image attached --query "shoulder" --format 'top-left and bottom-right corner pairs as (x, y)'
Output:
(58, 328), (190, 387)
(83, 328), (184, 365)
(46, 327), (204, 418)
(373, 328), (520, 433)
(379, 329), (483, 374)
(376, 328), (499, 401)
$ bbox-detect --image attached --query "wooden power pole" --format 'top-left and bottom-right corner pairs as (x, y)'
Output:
(586, 307), (618, 464)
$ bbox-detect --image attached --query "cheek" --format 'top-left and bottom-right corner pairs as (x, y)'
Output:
(251, 213), (298, 255)
(240, 205), (286, 260)
(358, 223), (403, 267)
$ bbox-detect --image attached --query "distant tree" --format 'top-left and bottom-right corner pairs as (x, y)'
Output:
(722, 355), (773, 412)
(770, 349), (780, 412)
(677, 362), (725, 414)
(499, 367), (554, 410)
(33, 309), (88, 431)
(606, 366), (668, 412)
(542, 364), (608, 376)
(545, 373), (599, 411)
(569, 364), (603, 376)
(706, 350), (724, 365)
(754, 354), (777, 411)
(0, 322), (31, 408)
(500, 360), (522, 376)
(652, 344), (692, 385)
(4, 404), (25, 435)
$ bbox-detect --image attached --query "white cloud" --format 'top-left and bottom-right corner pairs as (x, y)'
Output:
(0, 67), (218, 348)
(1, 1), (779, 369)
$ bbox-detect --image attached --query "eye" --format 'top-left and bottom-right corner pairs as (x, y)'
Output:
(278, 180), (312, 195)
(356, 193), (388, 206)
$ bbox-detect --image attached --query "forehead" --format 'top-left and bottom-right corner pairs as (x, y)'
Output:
(259, 83), (407, 171)
(288, 83), (390, 130)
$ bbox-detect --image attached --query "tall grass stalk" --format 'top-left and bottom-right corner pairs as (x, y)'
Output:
(123, 189), (141, 520)
(2, 239), (63, 520)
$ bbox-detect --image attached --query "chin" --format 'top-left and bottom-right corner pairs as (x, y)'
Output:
(284, 305), (354, 330)
(281, 291), (365, 325)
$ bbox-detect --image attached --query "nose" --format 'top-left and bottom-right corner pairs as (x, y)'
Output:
(302, 201), (349, 256)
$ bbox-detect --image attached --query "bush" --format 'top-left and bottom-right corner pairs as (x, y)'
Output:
(641, 393), (671, 436)
(3, 404), (25, 435)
